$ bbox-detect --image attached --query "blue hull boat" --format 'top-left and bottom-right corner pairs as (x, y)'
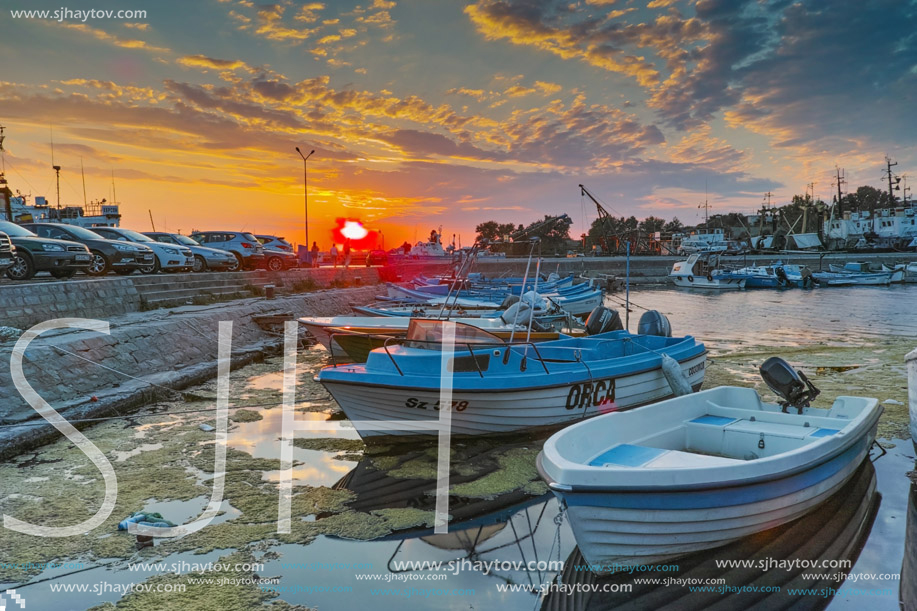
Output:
(316, 318), (707, 439)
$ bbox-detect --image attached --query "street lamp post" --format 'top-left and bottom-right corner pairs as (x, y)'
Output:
(295, 147), (314, 257)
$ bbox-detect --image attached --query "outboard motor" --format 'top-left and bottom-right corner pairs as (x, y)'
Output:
(500, 294), (520, 309)
(584, 306), (623, 336)
(637, 310), (672, 337)
(759, 357), (820, 414)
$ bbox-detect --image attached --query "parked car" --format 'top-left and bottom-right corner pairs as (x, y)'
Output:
(189, 231), (264, 271)
(262, 247), (298, 271)
(143, 232), (238, 272)
(21, 223), (154, 276)
(255, 235), (294, 253)
(91, 227), (194, 274)
(0, 220), (92, 280)
(0, 231), (15, 276)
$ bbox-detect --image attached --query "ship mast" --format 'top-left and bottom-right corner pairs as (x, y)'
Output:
(834, 166), (845, 217)
(884, 156), (900, 207)
(698, 194), (710, 226)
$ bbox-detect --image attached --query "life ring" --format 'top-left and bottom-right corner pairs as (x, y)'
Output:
(687, 275), (694, 282)
(706, 273), (713, 282)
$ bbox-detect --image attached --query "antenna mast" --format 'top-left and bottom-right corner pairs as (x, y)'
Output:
(698, 196), (710, 225)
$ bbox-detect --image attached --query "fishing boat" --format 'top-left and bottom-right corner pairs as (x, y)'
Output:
(716, 262), (816, 289)
(327, 325), (582, 363)
(537, 358), (881, 569)
(299, 308), (546, 352)
(315, 309), (707, 439)
(387, 282), (604, 318)
(811, 270), (892, 286)
(670, 254), (746, 290)
(829, 262), (904, 283)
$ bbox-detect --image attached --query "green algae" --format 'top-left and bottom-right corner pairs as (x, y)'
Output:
(333, 452), (364, 462)
(447, 448), (542, 500)
(522, 480), (550, 496)
(370, 508), (438, 530)
(230, 409), (263, 423)
(702, 335), (913, 440)
(291, 438), (365, 453)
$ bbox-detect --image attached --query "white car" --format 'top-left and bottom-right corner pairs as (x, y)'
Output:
(92, 227), (194, 273)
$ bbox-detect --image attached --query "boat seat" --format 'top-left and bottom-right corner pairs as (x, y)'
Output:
(689, 415), (738, 426)
(588, 444), (742, 468)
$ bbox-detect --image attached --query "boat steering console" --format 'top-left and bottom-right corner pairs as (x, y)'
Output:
(759, 356), (821, 414)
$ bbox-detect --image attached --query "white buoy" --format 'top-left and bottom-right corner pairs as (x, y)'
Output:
(907, 347), (917, 451)
(661, 353), (693, 397)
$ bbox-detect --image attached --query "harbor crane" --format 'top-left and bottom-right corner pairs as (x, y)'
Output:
(579, 184), (663, 255)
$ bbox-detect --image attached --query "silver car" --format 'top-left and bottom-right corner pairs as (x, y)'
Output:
(92, 227), (194, 273)
(189, 231), (265, 271)
(143, 232), (238, 272)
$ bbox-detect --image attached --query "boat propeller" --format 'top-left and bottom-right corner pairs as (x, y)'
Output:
(759, 357), (821, 414)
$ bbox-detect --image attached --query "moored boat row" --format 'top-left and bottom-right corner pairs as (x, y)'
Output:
(294, 259), (886, 574)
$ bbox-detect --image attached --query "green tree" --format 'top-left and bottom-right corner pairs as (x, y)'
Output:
(475, 220), (517, 243)
(663, 217), (684, 233)
(522, 214), (572, 254)
(638, 216), (665, 234)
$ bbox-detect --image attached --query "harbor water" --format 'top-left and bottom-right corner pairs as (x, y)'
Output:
(0, 284), (915, 610)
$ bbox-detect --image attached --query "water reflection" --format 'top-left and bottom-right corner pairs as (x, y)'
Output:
(332, 437), (548, 529)
(542, 459), (879, 611)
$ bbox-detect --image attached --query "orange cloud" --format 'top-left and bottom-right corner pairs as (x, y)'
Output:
(61, 23), (170, 54)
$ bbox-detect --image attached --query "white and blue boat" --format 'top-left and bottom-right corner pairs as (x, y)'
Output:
(386, 283), (604, 318)
(717, 262), (816, 289)
(316, 313), (707, 439)
(537, 360), (881, 570)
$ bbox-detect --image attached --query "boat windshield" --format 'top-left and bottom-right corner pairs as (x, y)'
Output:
(405, 320), (502, 350)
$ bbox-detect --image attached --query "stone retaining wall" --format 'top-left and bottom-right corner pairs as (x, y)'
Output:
(0, 285), (382, 458)
(0, 278), (142, 329)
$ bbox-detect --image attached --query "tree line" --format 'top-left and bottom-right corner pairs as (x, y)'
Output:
(474, 183), (904, 253)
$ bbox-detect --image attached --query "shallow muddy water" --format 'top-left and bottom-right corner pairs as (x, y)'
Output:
(0, 284), (915, 610)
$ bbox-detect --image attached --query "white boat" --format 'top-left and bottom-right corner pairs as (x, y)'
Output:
(537, 359), (881, 570)
(670, 254), (746, 290)
(829, 262), (904, 283)
(907, 262), (917, 283)
(812, 270), (892, 286)
(315, 315), (707, 439)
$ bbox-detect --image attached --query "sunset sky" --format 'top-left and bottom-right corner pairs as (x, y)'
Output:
(1, 0), (915, 249)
